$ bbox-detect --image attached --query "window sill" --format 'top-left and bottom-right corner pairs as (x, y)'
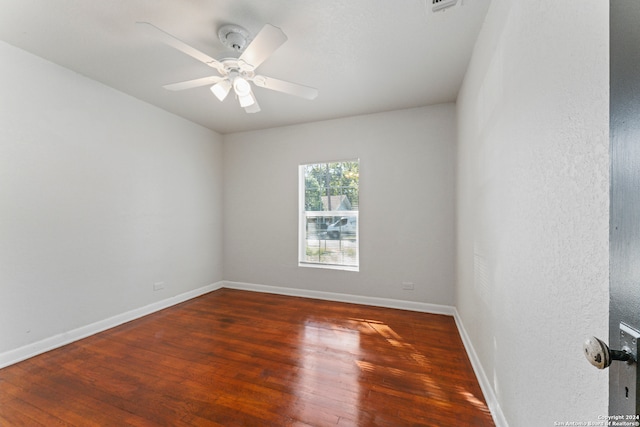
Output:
(298, 262), (359, 272)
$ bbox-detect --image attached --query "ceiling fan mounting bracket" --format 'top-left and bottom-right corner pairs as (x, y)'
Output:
(218, 24), (251, 52)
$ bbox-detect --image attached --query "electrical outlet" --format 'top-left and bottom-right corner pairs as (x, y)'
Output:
(402, 281), (414, 290)
(153, 282), (165, 291)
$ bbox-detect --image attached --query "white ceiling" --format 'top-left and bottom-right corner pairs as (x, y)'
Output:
(0, 0), (490, 134)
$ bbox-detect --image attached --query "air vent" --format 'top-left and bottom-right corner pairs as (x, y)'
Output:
(432, 0), (458, 12)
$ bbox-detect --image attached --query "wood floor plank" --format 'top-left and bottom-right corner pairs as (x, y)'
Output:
(0, 288), (494, 426)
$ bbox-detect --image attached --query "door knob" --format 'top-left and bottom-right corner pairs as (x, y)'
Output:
(583, 336), (635, 369)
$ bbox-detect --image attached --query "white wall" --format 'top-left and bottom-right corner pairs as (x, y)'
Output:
(456, 1), (609, 425)
(0, 41), (224, 355)
(223, 105), (456, 305)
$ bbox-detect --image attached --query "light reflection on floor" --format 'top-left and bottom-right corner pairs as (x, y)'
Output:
(291, 315), (492, 425)
(294, 319), (362, 425)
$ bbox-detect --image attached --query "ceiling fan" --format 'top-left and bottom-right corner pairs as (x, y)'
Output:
(137, 21), (319, 113)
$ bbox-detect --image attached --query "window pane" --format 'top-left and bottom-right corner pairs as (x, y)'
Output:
(303, 212), (358, 267)
(299, 160), (359, 270)
(303, 161), (359, 212)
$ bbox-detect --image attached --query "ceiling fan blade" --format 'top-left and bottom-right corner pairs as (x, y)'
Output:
(252, 75), (318, 100)
(239, 24), (287, 69)
(137, 21), (225, 73)
(163, 76), (225, 91)
(244, 98), (261, 114)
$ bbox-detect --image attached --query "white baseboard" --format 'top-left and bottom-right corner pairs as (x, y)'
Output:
(0, 281), (224, 369)
(225, 280), (508, 426)
(453, 308), (509, 427)
(223, 280), (457, 315)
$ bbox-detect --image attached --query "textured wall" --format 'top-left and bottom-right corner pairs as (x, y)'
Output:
(223, 105), (456, 305)
(0, 42), (224, 354)
(456, 1), (609, 425)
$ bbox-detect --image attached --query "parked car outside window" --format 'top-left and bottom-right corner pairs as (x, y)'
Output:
(326, 217), (357, 239)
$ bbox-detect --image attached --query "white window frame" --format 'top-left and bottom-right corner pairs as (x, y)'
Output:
(298, 160), (359, 272)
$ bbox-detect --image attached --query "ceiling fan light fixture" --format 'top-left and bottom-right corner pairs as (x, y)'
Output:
(233, 77), (252, 97)
(210, 80), (231, 101)
(233, 76), (256, 107)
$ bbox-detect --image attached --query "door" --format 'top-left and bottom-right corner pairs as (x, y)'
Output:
(610, 0), (640, 416)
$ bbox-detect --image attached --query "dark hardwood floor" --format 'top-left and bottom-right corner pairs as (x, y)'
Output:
(0, 288), (495, 426)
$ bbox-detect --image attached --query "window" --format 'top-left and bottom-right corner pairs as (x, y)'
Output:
(299, 160), (359, 271)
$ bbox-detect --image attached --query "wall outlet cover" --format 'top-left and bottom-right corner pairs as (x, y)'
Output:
(402, 281), (415, 290)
